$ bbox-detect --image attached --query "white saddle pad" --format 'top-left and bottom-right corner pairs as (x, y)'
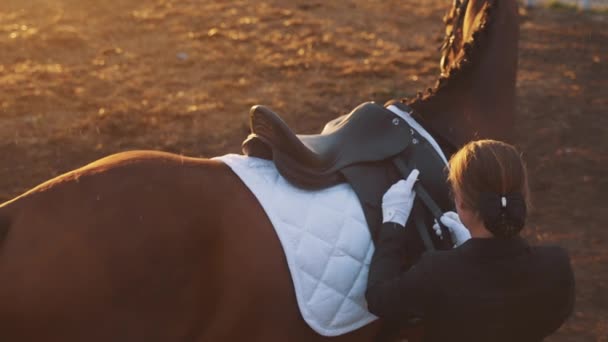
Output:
(211, 105), (448, 336)
(213, 154), (377, 336)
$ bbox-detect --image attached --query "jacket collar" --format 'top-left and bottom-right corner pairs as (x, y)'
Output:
(458, 236), (530, 258)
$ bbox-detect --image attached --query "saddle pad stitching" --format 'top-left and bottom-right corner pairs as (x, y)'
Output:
(294, 232), (369, 324)
(281, 179), (315, 228)
(302, 193), (347, 244)
(289, 191), (373, 326)
(297, 190), (374, 319)
(328, 229), (372, 295)
(298, 262), (370, 325)
(301, 243), (335, 305)
(328, 256), (369, 326)
(299, 267), (349, 313)
(300, 231), (367, 299)
(303, 225), (353, 297)
(214, 154), (378, 336)
(280, 184), (359, 293)
(296, 215), (374, 319)
(331, 241), (370, 269)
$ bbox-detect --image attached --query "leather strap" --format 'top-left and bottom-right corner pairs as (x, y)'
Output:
(392, 157), (444, 251)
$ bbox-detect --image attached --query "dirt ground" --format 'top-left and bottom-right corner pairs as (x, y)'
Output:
(0, 0), (606, 340)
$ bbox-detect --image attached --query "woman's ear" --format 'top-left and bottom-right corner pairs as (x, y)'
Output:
(454, 191), (481, 230)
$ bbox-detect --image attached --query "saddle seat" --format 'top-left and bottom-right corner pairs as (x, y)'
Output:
(242, 102), (413, 189)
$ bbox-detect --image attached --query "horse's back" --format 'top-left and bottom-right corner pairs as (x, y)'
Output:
(0, 151), (379, 341)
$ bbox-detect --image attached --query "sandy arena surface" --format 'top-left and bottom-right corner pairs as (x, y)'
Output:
(0, 0), (606, 340)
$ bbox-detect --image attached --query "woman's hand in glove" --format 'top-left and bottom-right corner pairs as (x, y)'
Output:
(432, 211), (471, 247)
(382, 169), (419, 226)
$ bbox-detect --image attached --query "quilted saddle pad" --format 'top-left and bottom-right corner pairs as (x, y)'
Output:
(212, 104), (448, 336)
(213, 153), (377, 336)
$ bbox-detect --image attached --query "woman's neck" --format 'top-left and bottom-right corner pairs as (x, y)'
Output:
(468, 220), (494, 239)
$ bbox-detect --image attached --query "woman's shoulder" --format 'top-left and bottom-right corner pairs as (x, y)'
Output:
(418, 240), (572, 272)
(528, 244), (573, 273)
(528, 242), (570, 260)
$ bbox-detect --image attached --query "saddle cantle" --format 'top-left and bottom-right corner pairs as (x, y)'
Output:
(243, 101), (454, 252)
(243, 102), (413, 189)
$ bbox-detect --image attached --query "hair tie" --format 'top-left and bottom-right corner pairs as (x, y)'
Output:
(478, 192), (526, 238)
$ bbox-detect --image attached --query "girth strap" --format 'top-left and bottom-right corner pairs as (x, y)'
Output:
(392, 157), (445, 252)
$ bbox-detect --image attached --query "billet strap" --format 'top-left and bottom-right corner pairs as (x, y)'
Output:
(392, 157), (443, 251)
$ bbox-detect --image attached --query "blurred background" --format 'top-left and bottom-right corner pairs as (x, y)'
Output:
(522, 0), (608, 10)
(524, 0), (608, 9)
(0, 0), (606, 340)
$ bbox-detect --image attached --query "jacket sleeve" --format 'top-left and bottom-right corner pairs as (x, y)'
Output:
(365, 222), (435, 319)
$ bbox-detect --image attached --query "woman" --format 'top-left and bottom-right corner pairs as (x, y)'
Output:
(366, 139), (574, 341)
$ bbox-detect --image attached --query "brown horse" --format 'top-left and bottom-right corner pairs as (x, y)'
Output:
(0, 1), (519, 341)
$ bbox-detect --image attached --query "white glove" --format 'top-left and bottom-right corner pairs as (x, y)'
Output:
(382, 169), (419, 226)
(432, 211), (471, 247)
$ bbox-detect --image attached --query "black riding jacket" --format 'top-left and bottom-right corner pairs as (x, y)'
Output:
(366, 223), (575, 342)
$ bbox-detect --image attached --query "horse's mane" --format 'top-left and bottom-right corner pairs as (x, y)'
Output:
(405, 0), (497, 104)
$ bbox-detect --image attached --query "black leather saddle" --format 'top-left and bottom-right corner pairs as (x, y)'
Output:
(243, 102), (413, 188)
(243, 102), (454, 252)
